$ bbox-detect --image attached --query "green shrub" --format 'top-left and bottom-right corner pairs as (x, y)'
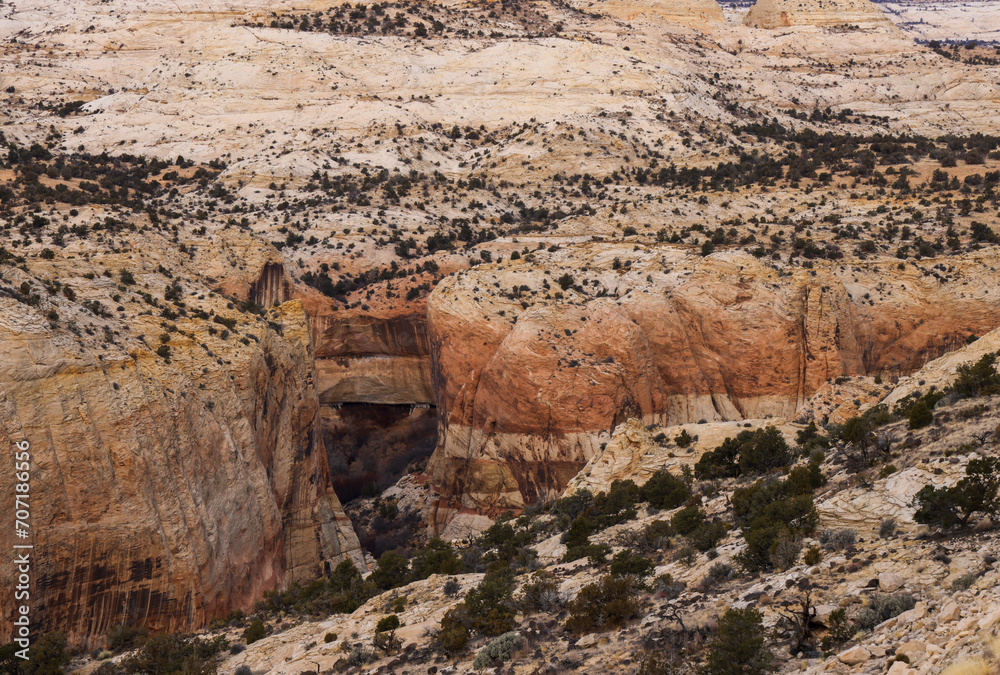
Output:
(694, 437), (741, 479)
(951, 572), (978, 592)
(518, 571), (564, 613)
(700, 607), (773, 675)
(593, 480), (642, 528)
(585, 543), (612, 566)
(738, 426), (792, 475)
(671, 506), (706, 535)
(856, 594), (916, 631)
(949, 352), (1000, 399)
(695, 426), (791, 479)
(121, 633), (226, 675)
(908, 400), (933, 429)
(913, 456), (1000, 529)
(375, 615), (400, 633)
(562, 514), (593, 551)
(796, 421), (829, 453)
(436, 605), (471, 652)
(560, 481), (644, 561)
(640, 519), (675, 551)
(255, 558), (368, 616)
(674, 430), (693, 448)
(732, 472), (818, 572)
(688, 521), (727, 552)
(565, 574), (642, 633)
(107, 624), (149, 652)
(641, 470), (690, 509)
(475, 517), (535, 569)
(465, 564), (517, 637)
(409, 538), (463, 580)
(21, 632), (69, 675)
(369, 551), (410, 591)
(672, 545), (697, 566)
(472, 632), (526, 670)
(820, 608), (854, 650)
(609, 550), (655, 579)
(323, 633), (337, 644)
(552, 489), (594, 523)
(244, 620), (266, 645)
(652, 573), (685, 599)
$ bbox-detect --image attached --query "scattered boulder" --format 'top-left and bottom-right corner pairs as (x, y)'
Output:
(837, 646), (871, 665)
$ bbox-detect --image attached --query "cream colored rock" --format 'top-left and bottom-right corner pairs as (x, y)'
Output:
(978, 607), (1000, 630)
(938, 602), (961, 623)
(879, 572), (906, 593)
(571, 0), (725, 31)
(562, 417), (797, 497)
(837, 645), (871, 665)
(896, 641), (927, 659)
(744, 0), (894, 28)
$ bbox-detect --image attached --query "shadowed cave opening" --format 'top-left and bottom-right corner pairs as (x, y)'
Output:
(322, 402), (437, 504)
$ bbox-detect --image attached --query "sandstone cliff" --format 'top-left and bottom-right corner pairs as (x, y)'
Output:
(0, 297), (362, 645)
(426, 248), (1000, 514)
(743, 0), (894, 28)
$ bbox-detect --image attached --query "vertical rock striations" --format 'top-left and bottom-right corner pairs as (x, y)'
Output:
(425, 250), (1000, 515)
(0, 300), (361, 646)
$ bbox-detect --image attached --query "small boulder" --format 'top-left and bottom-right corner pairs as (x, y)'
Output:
(895, 641), (927, 659)
(878, 572), (906, 592)
(973, 517), (995, 532)
(978, 607), (1000, 630)
(938, 602), (961, 623)
(837, 646), (871, 666)
(887, 662), (914, 675)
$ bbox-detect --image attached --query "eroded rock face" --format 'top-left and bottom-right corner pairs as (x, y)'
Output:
(0, 301), (362, 646)
(743, 0), (893, 28)
(426, 248), (1000, 513)
(568, 0), (725, 31)
(308, 303), (433, 406)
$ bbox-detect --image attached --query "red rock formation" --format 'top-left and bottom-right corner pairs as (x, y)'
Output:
(425, 250), (1000, 515)
(0, 302), (361, 646)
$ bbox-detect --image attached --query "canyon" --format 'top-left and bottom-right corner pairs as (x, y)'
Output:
(0, 0), (999, 656)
